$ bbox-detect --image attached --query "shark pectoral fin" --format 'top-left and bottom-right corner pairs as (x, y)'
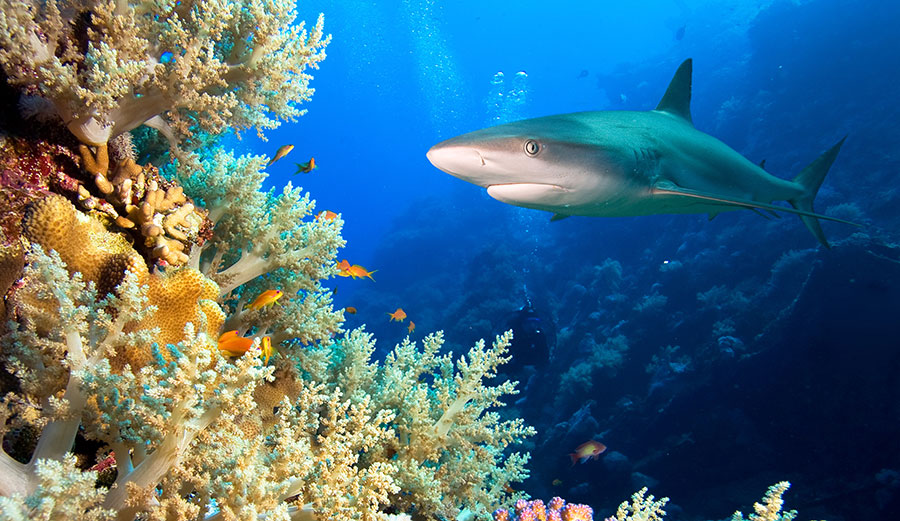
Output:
(650, 184), (860, 226)
(550, 213), (571, 222)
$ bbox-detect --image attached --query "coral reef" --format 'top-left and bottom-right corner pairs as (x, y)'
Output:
(0, 134), (82, 241)
(21, 192), (146, 295)
(0, 0), (330, 146)
(493, 497), (594, 521)
(605, 488), (668, 521)
(731, 482), (797, 521)
(0, 3), (540, 518)
(77, 143), (212, 267)
(0, 122), (533, 521)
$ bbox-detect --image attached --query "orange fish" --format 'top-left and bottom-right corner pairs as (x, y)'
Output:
(569, 440), (606, 465)
(407, 321), (415, 334)
(345, 306), (357, 314)
(348, 264), (376, 281)
(267, 144), (294, 166)
(317, 210), (338, 221)
(336, 259), (352, 277)
(260, 336), (274, 364)
(388, 308), (407, 322)
(294, 157), (317, 174)
(552, 479), (563, 487)
(247, 289), (283, 311)
(219, 330), (274, 364)
(218, 330), (254, 357)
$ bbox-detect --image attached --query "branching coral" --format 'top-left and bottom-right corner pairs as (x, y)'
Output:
(173, 147), (345, 350)
(600, 483), (804, 521)
(606, 488), (668, 521)
(731, 482), (798, 521)
(0, 242), (532, 520)
(0, 454), (115, 520)
(0, 0), (330, 146)
(0, 158), (532, 521)
(0, 7), (532, 513)
(301, 329), (535, 520)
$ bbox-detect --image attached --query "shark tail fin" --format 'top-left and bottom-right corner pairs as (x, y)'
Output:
(788, 136), (847, 249)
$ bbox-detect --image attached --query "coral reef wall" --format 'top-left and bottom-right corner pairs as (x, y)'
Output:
(0, 2), (534, 520)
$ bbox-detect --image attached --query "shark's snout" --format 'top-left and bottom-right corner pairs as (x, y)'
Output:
(426, 139), (489, 187)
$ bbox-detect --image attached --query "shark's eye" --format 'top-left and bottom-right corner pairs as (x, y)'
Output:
(523, 139), (540, 157)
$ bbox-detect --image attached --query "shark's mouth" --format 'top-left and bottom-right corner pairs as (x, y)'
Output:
(485, 183), (570, 206)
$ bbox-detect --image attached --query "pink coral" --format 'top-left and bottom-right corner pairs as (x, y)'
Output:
(497, 497), (593, 521)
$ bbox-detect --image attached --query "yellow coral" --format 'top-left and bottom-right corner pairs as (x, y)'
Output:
(21, 194), (224, 369)
(0, 239), (24, 322)
(22, 194), (147, 295)
(118, 268), (225, 369)
(610, 488), (668, 521)
(77, 144), (210, 268)
(731, 482), (798, 521)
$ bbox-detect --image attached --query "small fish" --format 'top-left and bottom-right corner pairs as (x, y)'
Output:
(218, 330), (273, 363)
(552, 478), (563, 487)
(317, 210), (338, 221)
(336, 259), (352, 277)
(569, 440), (607, 465)
(388, 308), (407, 322)
(218, 330), (254, 357)
(294, 157), (317, 174)
(267, 144), (294, 166)
(247, 289), (283, 311)
(675, 24), (686, 41)
(345, 306), (357, 314)
(160, 51), (174, 63)
(407, 321), (415, 334)
(348, 264), (376, 281)
(260, 336), (274, 364)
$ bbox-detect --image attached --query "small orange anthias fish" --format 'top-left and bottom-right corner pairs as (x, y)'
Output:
(294, 157), (317, 174)
(388, 308), (407, 322)
(218, 330), (254, 356)
(267, 144), (294, 166)
(336, 259), (352, 277)
(317, 210), (338, 221)
(348, 264), (376, 281)
(247, 289), (283, 311)
(260, 336), (274, 364)
(407, 321), (415, 333)
(569, 440), (607, 465)
(218, 331), (274, 364)
(345, 306), (357, 315)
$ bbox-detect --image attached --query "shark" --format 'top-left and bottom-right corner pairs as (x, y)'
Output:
(426, 58), (856, 247)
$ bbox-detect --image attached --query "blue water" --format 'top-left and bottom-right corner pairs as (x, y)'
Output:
(243, 1), (900, 519)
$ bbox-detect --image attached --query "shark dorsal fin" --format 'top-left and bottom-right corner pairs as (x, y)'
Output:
(655, 58), (693, 124)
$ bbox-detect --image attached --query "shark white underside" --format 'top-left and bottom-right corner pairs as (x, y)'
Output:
(426, 59), (857, 247)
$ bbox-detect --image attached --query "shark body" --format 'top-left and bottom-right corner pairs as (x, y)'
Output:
(426, 59), (855, 247)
